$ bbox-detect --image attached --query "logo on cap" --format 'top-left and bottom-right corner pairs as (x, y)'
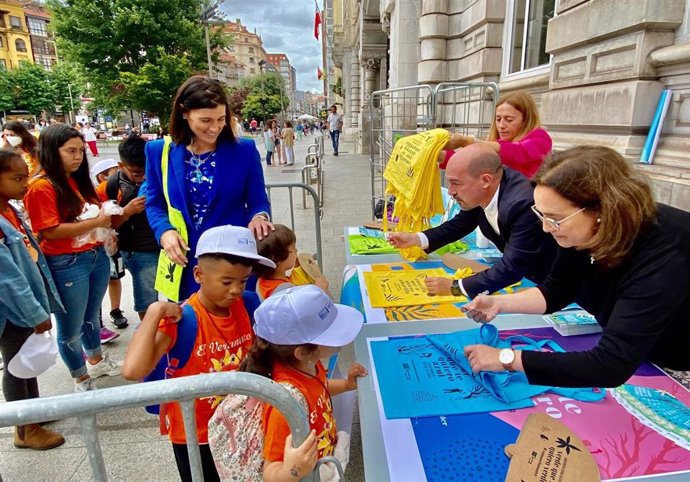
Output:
(318, 301), (333, 320)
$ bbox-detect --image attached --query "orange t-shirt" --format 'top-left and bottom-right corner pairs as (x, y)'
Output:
(257, 277), (291, 300)
(262, 361), (337, 462)
(0, 207), (39, 262)
(95, 179), (123, 203)
(24, 177), (99, 255)
(157, 292), (254, 444)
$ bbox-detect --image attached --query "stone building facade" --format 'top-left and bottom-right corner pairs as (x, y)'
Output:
(331, 0), (690, 210)
(222, 19), (267, 78)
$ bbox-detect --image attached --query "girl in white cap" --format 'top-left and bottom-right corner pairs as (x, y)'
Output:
(241, 285), (367, 481)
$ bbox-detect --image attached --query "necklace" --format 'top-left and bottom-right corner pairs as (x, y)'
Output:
(186, 147), (216, 185)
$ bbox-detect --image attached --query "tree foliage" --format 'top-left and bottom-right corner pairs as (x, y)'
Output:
(119, 49), (194, 126)
(0, 62), (84, 117)
(226, 86), (249, 116)
(239, 72), (289, 120)
(47, 0), (229, 114)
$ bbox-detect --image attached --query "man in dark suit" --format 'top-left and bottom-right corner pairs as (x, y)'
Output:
(388, 144), (557, 298)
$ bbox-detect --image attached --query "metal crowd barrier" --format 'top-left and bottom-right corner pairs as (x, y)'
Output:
(0, 372), (342, 482)
(302, 135), (326, 208)
(368, 82), (499, 219)
(265, 182), (323, 271)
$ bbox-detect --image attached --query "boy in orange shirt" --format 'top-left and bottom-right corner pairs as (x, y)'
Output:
(122, 225), (276, 482)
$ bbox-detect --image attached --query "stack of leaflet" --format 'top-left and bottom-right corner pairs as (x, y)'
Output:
(543, 311), (601, 336)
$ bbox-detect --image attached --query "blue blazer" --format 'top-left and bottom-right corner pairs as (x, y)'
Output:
(145, 137), (271, 299)
(424, 167), (557, 298)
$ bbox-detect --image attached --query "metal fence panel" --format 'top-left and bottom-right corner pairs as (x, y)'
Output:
(265, 182), (323, 271)
(0, 372), (323, 482)
(368, 82), (499, 219)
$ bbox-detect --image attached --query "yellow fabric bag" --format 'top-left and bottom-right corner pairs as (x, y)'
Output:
(364, 268), (466, 308)
(154, 136), (189, 302)
(383, 129), (449, 260)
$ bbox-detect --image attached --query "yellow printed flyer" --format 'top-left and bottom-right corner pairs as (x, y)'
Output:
(363, 268), (466, 308)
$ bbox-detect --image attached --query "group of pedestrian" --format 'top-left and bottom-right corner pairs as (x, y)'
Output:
(262, 119), (295, 166)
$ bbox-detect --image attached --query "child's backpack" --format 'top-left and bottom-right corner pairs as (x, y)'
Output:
(144, 291), (262, 415)
(208, 383), (308, 482)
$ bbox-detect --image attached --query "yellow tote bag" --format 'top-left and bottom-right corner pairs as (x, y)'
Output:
(364, 268), (466, 308)
(154, 137), (189, 302)
(383, 129), (449, 261)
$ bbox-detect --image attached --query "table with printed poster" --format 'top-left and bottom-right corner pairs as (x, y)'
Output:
(353, 316), (690, 482)
(340, 259), (537, 324)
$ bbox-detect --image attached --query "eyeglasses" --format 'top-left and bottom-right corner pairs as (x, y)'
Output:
(531, 205), (586, 230)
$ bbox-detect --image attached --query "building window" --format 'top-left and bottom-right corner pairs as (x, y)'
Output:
(250, 68), (255, 74)
(0, 36), (3, 48)
(10, 15), (22, 29)
(0, 59), (6, 70)
(244, 37), (248, 42)
(27, 18), (48, 37)
(248, 47), (254, 53)
(228, 45), (235, 52)
(249, 57), (254, 63)
(36, 55), (52, 71)
(0, 15), (5, 28)
(15, 38), (27, 52)
(505, 0), (555, 74)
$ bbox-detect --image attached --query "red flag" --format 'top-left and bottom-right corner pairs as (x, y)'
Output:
(314, 0), (322, 40)
(317, 67), (324, 80)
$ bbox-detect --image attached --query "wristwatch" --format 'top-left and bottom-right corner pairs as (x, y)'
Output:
(499, 348), (515, 372)
(450, 280), (463, 297)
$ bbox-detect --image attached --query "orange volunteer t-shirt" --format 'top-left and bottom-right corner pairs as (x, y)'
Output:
(96, 178), (123, 203)
(157, 292), (254, 444)
(262, 361), (337, 462)
(24, 177), (99, 255)
(256, 277), (293, 300)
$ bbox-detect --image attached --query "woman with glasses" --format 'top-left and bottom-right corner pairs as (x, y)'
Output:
(462, 145), (690, 388)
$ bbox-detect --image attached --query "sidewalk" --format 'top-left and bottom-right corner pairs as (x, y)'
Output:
(0, 134), (371, 481)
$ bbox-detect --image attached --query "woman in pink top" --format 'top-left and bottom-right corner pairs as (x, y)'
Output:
(440, 91), (552, 178)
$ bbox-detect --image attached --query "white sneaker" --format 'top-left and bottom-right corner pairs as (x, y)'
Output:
(88, 354), (122, 378)
(75, 377), (97, 392)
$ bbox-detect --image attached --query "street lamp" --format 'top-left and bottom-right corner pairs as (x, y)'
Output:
(201, 2), (220, 78)
(67, 84), (75, 124)
(258, 60), (266, 125)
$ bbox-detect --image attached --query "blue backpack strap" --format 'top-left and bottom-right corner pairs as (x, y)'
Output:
(144, 303), (197, 415)
(242, 290), (261, 327)
(166, 304), (198, 374)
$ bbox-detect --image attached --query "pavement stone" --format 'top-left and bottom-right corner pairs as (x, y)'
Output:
(0, 134), (371, 481)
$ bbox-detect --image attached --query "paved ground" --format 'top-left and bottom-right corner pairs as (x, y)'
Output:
(0, 133), (371, 481)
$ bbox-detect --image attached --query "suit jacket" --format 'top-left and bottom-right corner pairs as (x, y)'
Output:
(424, 167), (557, 298)
(145, 137), (270, 299)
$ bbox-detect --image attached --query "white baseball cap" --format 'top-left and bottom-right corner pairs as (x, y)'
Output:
(196, 225), (276, 268)
(90, 158), (119, 179)
(7, 332), (58, 379)
(254, 285), (364, 347)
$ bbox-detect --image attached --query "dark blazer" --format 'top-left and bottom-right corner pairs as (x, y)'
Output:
(424, 167), (557, 297)
(145, 137), (271, 299)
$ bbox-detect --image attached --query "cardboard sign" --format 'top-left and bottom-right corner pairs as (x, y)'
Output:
(505, 413), (601, 482)
(296, 252), (322, 280)
(441, 253), (490, 273)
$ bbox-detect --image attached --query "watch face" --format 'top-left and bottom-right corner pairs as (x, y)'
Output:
(499, 349), (514, 365)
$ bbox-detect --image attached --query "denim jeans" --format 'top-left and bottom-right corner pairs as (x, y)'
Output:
(330, 130), (340, 153)
(266, 150), (273, 166)
(122, 251), (159, 313)
(46, 246), (109, 378)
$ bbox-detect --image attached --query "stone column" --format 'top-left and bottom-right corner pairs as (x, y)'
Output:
(388, 0), (421, 88)
(362, 57), (381, 106)
(350, 53), (361, 129)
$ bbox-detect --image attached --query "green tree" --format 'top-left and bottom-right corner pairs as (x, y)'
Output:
(10, 64), (55, 117)
(0, 69), (13, 112)
(227, 86), (249, 116)
(119, 49), (194, 126)
(241, 93), (283, 123)
(50, 62), (85, 117)
(48, 0), (229, 111)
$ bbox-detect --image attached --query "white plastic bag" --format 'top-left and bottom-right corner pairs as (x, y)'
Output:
(7, 331), (58, 379)
(73, 201), (123, 249)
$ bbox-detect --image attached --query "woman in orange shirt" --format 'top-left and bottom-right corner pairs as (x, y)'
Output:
(24, 124), (121, 392)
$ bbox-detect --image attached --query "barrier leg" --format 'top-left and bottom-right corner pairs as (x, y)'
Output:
(180, 400), (204, 482)
(79, 414), (108, 482)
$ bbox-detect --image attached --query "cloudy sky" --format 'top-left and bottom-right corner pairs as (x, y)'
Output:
(220, 0), (323, 93)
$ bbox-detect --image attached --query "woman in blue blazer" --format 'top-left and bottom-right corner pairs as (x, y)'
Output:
(145, 76), (272, 300)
